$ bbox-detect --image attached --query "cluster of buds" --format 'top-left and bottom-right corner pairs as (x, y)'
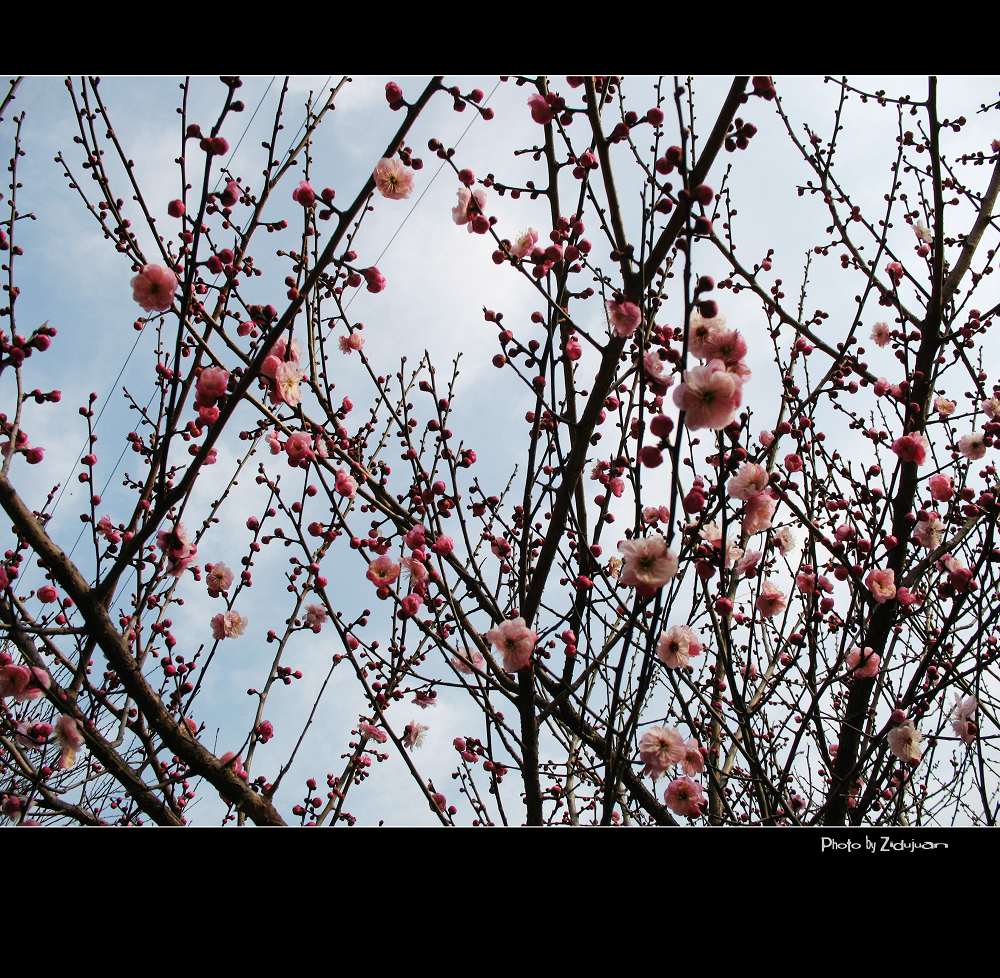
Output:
(608, 103), (664, 144)
(751, 76), (777, 100)
(385, 81), (405, 110)
(0, 415), (45, 465)
(527, 90), (567, 126)
(725, 118), (759, 153)
(185, 123), (228, 156)
(0, 322), (57, 376)
(638, 415), (675, 470)
(237, 303), (278, 339)
(679, 183), (716, 236)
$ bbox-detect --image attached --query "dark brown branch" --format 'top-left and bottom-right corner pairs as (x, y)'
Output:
(0, 473), (286, 826)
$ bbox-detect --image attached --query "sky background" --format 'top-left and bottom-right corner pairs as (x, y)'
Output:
(2, 74), (997, 824)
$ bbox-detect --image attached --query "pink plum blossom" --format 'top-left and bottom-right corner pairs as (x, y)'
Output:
(452, 186), (487, 232)
(643, 505), (671, 526)
(373, 157), (414, 199)
(891, 433), (929, 466)
(664, 776), (706, 818)
(607, 299), (642, 338)
(672, 359), (742, 430)
(0, 664), (51, 702)
(728, 462), (769, 501)
(941, 553), (974, 592)
(157, 523), (197, 577)
(55, 715), (84, 770)
(510, 228), (539, 259)
(261, 335), (301, 379)
(958, 432), (986, 460)
(735, 549), (763, 577)
(773, 525), (801, 556)
(484, 617), (537, 673)
(292, 181), (316, 207)
(756, 579), (787, 618)
(643, 349), (671, 385)
(37, 584), (58, 603)
(928, 473), (953, 501)
(15, 720), (52, 751)
(339, 332), (364, 354)
(845, 646), (880, 679)
(359, 721), (388, 744)
(335, 469), (358, 498)
(701, 327), (750, 377)
(887, 720), (923, 764)
(743, 490), (777, 536)
(367, 555), (401, 588)
(913, 513), (945, 549)
(363, 267), (386, 292)
(951, 695), (978, 745)
(452, 649), (486, 675)
(96, 515), (121, 545)
(211, 611), (247, 640)
(274, 360), (304, 407)
(681, 740), (705, 776)
(866, 568), (896, 604)
(687, 309), (727, 359)
(131, 264), (177, 313)
(206, 562), (234, 597)
(656, 625), (702, 669)
(871, 321), (891, 347)
(196, 366), (229, 402)
(402, 721), (428, 750)
(285, 431), (314, 467)
(401, 556), (429, 586)
(527, 93), (555, 124)
(617, 534), (678, 597)
(431, 535), (455, 556)
(638, 726), (686, 778)
(304, 604), (328, 633)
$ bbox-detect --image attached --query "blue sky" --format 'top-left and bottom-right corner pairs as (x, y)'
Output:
(3, 75), (998, 824)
